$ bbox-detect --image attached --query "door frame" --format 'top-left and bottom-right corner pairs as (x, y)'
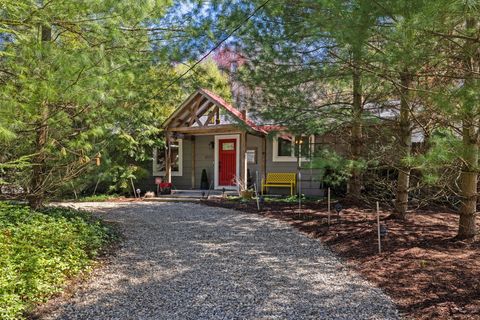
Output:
(214, 134), (240, 190)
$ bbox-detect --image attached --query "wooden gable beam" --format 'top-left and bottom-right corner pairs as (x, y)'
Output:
(188, 97), (201, 126)
(169, 124), (240, 134)
(168, 91), (252, 130)
(172, 96), (208, 128)
(187, 97), (215, 127)
(196, 101), (214, 119)
(162, 90), (198, 128)
(171, 99), (197, 127)
(205, 105), (219, 126)
(193, 99), (213, 126)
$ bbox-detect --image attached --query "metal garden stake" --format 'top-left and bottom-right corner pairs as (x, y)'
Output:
(327, 187), (331, 225)
(377, 201), (381, 254)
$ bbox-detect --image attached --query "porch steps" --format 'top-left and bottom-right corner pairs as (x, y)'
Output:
(143, 189), (238, 203)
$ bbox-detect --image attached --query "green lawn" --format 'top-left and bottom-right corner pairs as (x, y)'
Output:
(0, 202), (114, 319)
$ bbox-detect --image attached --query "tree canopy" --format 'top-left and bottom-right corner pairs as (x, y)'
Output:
(0, 0), (231, 206)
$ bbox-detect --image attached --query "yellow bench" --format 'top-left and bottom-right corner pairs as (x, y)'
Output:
(261, 173), (296, 196)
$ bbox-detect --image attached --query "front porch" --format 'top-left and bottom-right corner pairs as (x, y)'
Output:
(156, 89), (267, 191)
(156, 131), (266, 191)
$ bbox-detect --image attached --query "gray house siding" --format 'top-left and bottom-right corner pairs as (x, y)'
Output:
(169, 135), (215, 190)
(264, 136), (323, 196)
(167, 132), (347, 196)
(172, 133), (263, 190)
(193, 135), (215, 189)
(171, 137), (192, 189)
(246, 133), (263, 186)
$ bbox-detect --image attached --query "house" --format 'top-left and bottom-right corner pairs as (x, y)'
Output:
(154, 88), (345, 196)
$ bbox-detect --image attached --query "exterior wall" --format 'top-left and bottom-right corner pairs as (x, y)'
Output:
(246, 133), (264, 186)
(171, 137), (192, 189)
(170, 133), (262, 191)
(169, 135), (215, 190)
(264, 134), (348, 196)
(163, 132), (349, 196)
(194, 135), (215, 189)
(172, 133), (262, 190)
(316, 133), (348, 155)
(265, 136), (322, 196)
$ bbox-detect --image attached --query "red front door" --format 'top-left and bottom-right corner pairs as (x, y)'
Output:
(219, 138), (236, 186)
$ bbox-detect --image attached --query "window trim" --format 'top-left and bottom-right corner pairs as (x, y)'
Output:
(153, 139), (183, 176)
(272, 135), (313, 162)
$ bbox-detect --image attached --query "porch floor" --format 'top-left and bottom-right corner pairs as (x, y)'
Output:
(156, 189), (239, 199)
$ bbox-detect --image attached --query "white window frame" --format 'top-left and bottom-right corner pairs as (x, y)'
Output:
(272, 135), (313, 162)
(153, 139), (183, 176)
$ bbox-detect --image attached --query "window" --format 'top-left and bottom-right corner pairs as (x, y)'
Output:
(246, 148), (257, 164)
(277, 136), (293, 156)
(154, 139), (183, 176)
(222, 142), (235, 151)
(272, 135), (313, 162)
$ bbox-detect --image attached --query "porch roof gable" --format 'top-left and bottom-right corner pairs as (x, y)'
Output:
(162, 89), (268, 134)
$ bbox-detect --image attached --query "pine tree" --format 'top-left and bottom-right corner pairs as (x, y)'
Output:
(419, 1), (480, 238)
(201, 0), (382, 199)
(373, 0), (434, 219)
(0, 0), (178, 207)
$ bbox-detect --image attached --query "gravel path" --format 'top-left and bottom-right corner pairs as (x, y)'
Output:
(42, 202), (399, 320)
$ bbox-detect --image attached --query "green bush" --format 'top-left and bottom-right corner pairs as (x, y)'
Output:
(0, 202), (113, 319)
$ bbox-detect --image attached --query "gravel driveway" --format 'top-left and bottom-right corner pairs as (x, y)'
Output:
(42, 202), (399, 320)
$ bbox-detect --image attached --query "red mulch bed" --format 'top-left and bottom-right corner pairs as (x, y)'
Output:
(202, 198), (480, 320)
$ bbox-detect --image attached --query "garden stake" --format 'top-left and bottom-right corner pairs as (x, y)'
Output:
(298, 171), (302, 211)
(206, 181), (214, 198)
(377, 201), (381, 254)
(130, 177), (136, 198)
(255, 171), (261, 211)
(254, 182), (260, 211)
(327, 187), (331, 225)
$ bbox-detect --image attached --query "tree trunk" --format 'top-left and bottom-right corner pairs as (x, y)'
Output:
(28, 24), (51, 209)
(457, 17), (479, 239)
(393, 71), (412, 219)
(348, 58), (363, 200)
(29, 101), (49, 209)
(458, 144), (478, 239)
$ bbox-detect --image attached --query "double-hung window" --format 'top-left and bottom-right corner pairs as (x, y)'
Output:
(272, 135), (312, 162)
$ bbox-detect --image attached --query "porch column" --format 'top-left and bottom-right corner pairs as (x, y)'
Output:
(261, 135), (267, 180)
(165, 131), (172, 183)
(240, 131), (248, 189)
(191, 136), (196, 189)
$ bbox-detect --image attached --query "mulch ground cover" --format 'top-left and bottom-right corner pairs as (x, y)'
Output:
(202, 198), (480, 320)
